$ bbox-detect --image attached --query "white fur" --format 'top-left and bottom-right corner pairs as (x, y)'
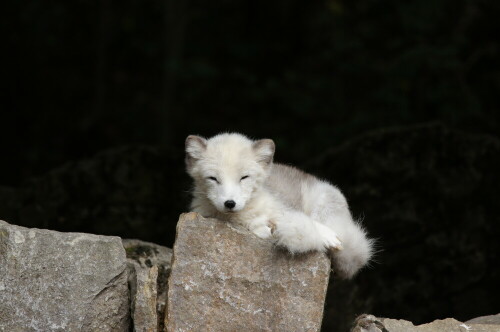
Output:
(185, 133), (374, 279)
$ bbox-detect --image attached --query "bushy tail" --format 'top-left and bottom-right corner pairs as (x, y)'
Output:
(328, 221), (375, 279)
(273, 211), (374, 279)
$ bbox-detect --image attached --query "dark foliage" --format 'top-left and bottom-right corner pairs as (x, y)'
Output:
(309, 124), (500, 331)
(2, 0), (499, 185)
(0, 146), (187, 245)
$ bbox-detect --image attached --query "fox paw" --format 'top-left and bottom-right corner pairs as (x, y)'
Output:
(316, 223), (343, 251)
(252, 225), (273, 239)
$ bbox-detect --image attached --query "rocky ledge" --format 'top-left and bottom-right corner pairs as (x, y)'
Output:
(2, 215), (498, 332)
(351, 314), (500, 332)
(0, 213), (331, 332)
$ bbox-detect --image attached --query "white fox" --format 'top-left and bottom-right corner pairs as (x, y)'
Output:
(185, 133), (374, 279)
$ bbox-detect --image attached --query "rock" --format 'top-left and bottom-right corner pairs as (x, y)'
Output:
(382, 318), (467, 332)
(352, 314), (500, 332)
(128, 263), (159, 332)
(166, 212), (331, 332)
(0, 220), (130, 331)
(466, 314), (500, 325)
(309, 124), (500, 331)
(351, 314), (387, 332)
(122, 239), (173, 332)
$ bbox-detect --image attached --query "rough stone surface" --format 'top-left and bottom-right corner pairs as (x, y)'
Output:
(466, 314), (500, 325)
(128, 263), (158, 332)
(0, 220), (130, 332)
(123, 239), (173, 332)
(351, 314), (500, 332)
(166, 212), (331, 332)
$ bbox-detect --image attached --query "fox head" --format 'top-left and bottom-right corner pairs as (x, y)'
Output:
(185, 133), (275, 213)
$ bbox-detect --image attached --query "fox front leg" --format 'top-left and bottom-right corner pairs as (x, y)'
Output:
(246, 215), (274, 239)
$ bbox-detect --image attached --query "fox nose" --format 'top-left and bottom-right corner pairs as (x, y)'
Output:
(224, 200), (236, 209)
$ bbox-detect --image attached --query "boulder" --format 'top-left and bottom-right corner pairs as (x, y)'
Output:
(127, 263), (158, 332)
(466, 313), (500, 325)
(166, 212), (331, 332)
(0, 220), (130, 331)
(123, 239), (173, 332)
(351, 314), (500, 332)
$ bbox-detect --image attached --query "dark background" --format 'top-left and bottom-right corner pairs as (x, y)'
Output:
(2, 0), (499, 331)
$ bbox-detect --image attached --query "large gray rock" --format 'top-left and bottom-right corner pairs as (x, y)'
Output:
(127, 263), (159, 332)
(166, 212), (331, 332)
(466, 314), (500, 325)
(0, 220), (130, 332)
(123, 239), (173, 332)
(351, 314), (500, 332)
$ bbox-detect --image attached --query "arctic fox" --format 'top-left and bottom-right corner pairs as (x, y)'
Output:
(185, 133), (373, 279)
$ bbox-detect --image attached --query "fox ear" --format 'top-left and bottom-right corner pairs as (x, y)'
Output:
(253, 139), (275, 165)
(185, 135), (207, 168)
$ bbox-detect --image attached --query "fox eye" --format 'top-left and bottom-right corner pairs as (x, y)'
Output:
(207, 176), (219, 183)
(240, 175), (250, 181)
